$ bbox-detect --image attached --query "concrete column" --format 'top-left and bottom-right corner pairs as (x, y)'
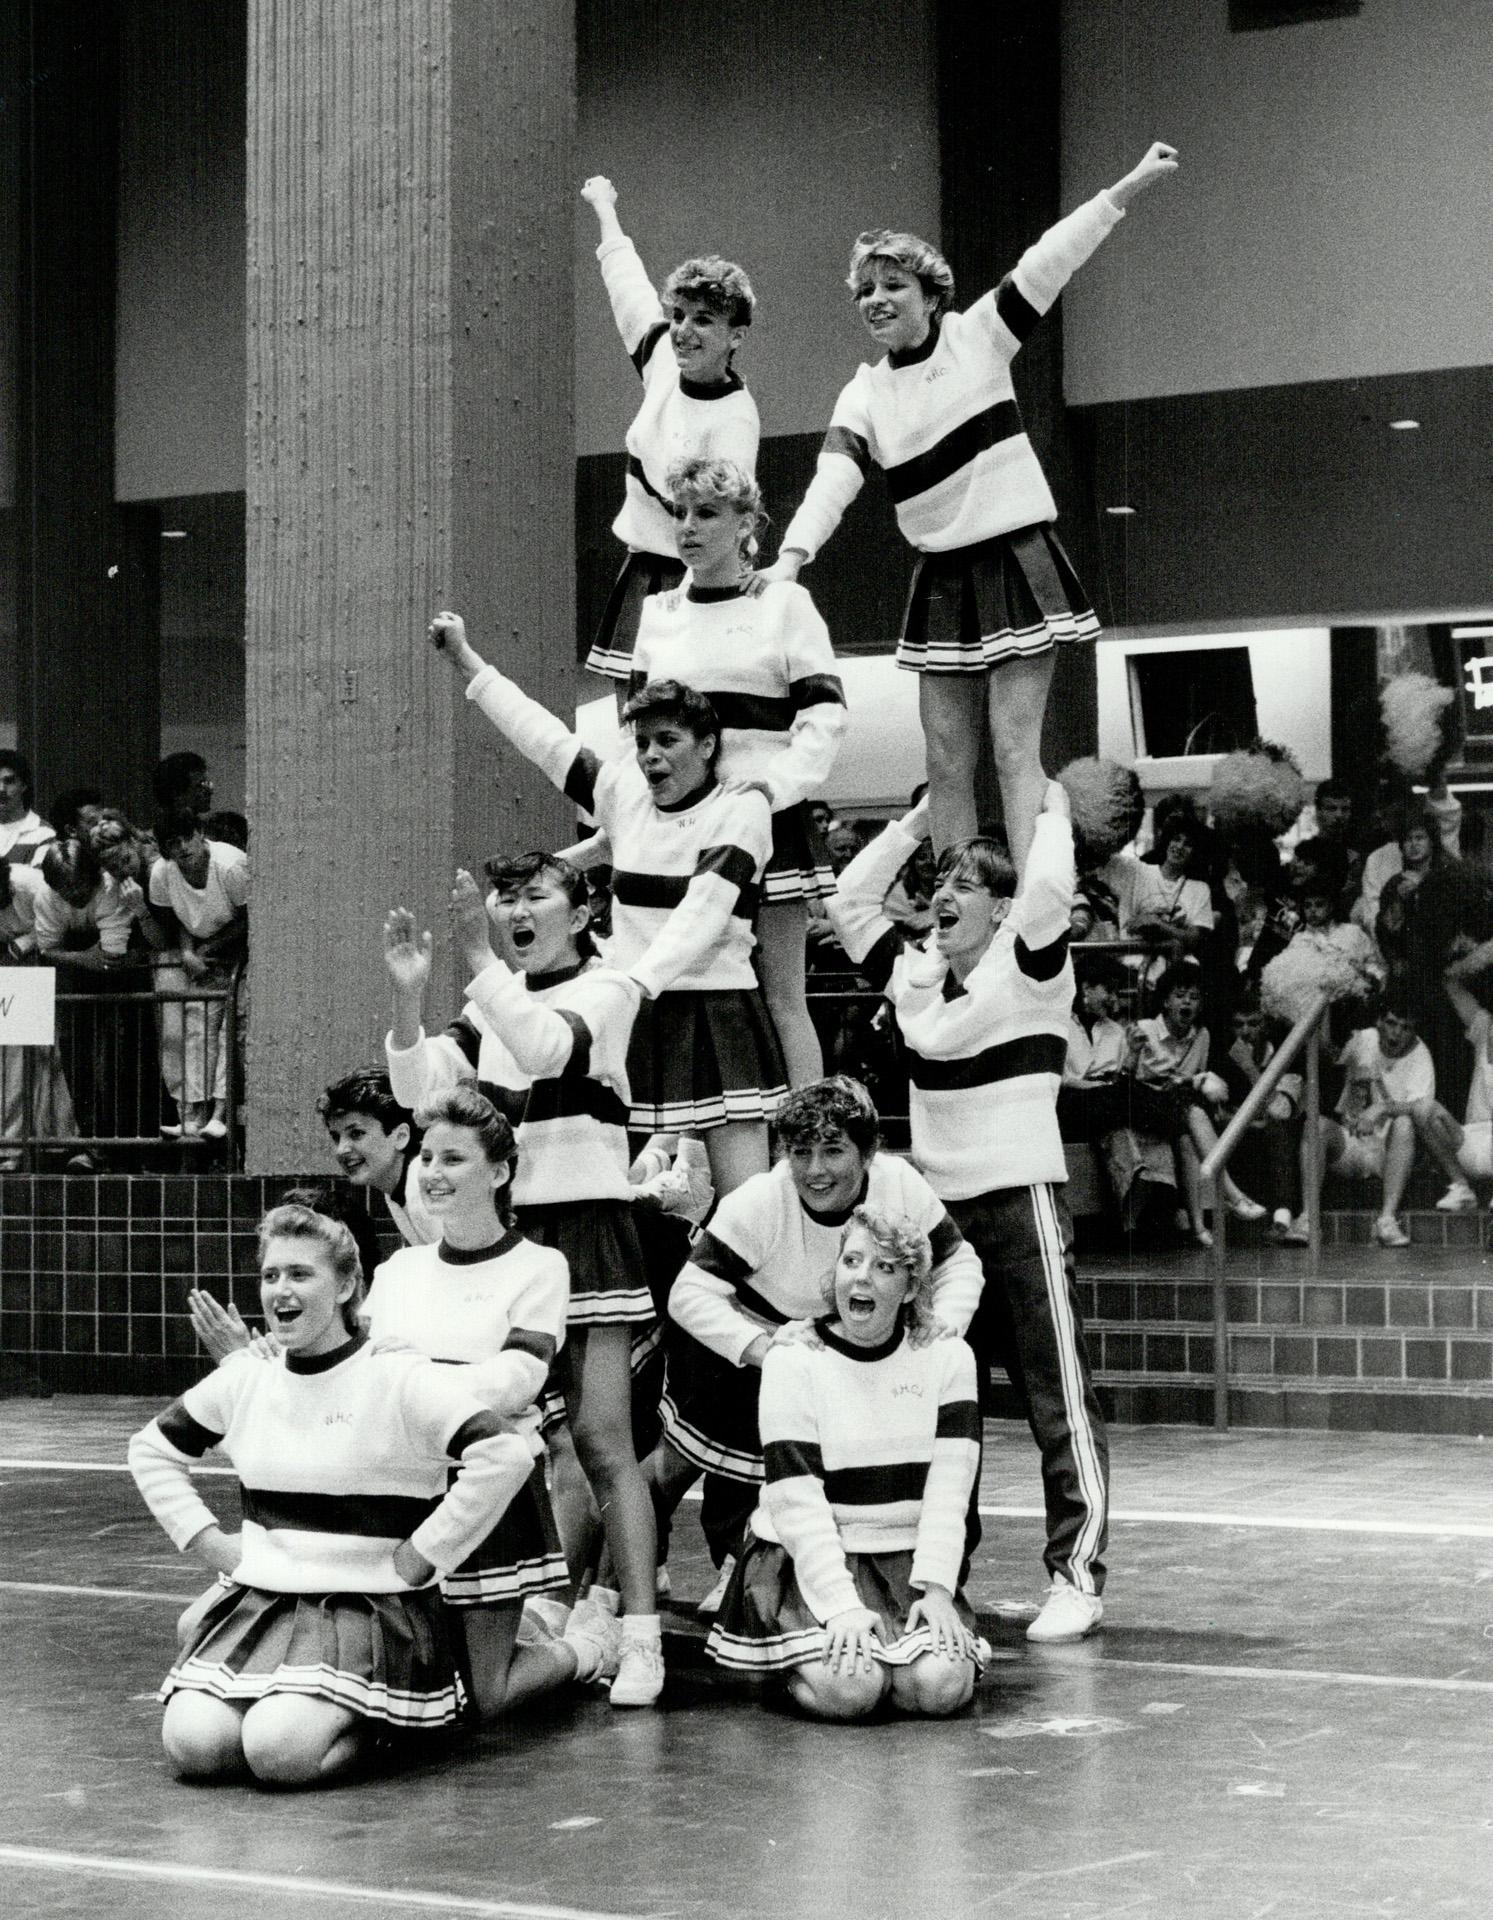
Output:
(245, 0), (574, 1170)
(937, 4), (1098, 811)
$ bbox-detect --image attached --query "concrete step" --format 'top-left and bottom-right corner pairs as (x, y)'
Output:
(1078, 1274), (1493, 1333)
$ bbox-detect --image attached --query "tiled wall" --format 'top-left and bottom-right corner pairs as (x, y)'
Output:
(0, 1174), (387, 1395)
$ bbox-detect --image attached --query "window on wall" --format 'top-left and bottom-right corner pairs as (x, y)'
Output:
(1128, 647), (1259, 759)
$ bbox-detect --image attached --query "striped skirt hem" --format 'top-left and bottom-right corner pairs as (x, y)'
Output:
(896, 522), (1099, 675)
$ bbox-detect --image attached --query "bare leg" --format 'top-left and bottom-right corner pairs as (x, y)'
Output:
(565, 1325), (658, 1619)
(239, 1694), (365, 1788)
(1380, 1113), (1417, 1219)
(161, 1691), (249, 1780)
(1176, 1135), (1205, 1235)
(596, 1436), (699, 1590)
(985, 650), (1056, 876)
(705, 1120), (769, 1199)
(1409, 1096), (1467, 1184)
(888, 1651), (976, 1718)
(459, 1601), (581, 1720)
(546, 1419), (599, 1591)
(786, 1658), (889, 1721)
(756, 898), (821, 1088)
(918, 673), (984, 854)
(1186, 1105), (1256, 1209)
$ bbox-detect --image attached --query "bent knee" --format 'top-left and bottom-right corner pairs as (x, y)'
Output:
(161, 1691), (243, 1779)
(897, 1654), (975, 1718)
(789, 1661), (888, 1721)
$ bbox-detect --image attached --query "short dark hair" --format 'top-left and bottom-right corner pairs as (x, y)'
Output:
(50, 787), (103, 836)
(1153, 957), (1205, 1009)
(153, 752), (207, 810)
(204, 810), (249, 851)
(318, 1067), (415, 1138)
(0, 751), (35, 803)
(1075, 950), (1130, 995)
(1290, 837), (1349, 894)
(155, 808), (204, 855)
(1315, 778), (1352, 808)
(483, 851), (596, 959)
(773, 1075), (881, 1158)
(934, 835), (1017, 902)
(621, 679), (722, 756)
(40, 837), (100, 897)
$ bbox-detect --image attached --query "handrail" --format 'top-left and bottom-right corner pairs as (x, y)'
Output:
(1199, 987), (1334, 1431)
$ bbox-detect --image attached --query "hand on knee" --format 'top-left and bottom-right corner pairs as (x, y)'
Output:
(788, 1660), (888, 1721)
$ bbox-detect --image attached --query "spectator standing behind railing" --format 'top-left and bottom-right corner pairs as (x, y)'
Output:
(0, 860), (80, 1167)
(148, 812), (249, 1141)
(0, 751), (56, 864)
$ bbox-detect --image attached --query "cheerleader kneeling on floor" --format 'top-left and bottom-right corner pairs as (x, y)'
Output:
(128, 1201), (541, 1786)
(705, 1207), (988, 1721)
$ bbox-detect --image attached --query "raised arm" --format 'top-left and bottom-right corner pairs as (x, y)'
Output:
(581, 175), (668, 374)
(383, 904), (485, 1112)
(768, 379), (875, 581)
(1007, 783), (1077, 969)
(826, 795), (932, 990)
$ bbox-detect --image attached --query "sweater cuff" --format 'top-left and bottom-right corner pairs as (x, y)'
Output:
(595, 235), (633, 262)
(464, 662), (501, 704)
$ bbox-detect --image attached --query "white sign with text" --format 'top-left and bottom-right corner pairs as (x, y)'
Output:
(0, 967), (57, 1046)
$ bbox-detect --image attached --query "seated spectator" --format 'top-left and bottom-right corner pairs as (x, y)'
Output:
(1220, 828), (1290, 978)
(1122, 803), (1216, 995)
(1105, 959), (1265, 1248)
(1310, 777), (1363, 897)
(0, 751), (56, 864)
(1214, 990), (1302, 1240)
(1059, 953), (1131, 1136)
(0, 860), (79, 1166)
(149, 812), (249, 1141)
(1283, 990), (1433, 1249)
(49, 787), (105, 848)
(152, 752), (214, 820)
(1355, 789), (1462, 933)
(1288, 876), (1385, 1017)
(1407, 952), (1493, 1213)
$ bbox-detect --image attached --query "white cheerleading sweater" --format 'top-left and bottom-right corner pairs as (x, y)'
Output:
(364, 1229), (569, 1430)
(598, 234), (761, 565)
(387, 957), (638, 1206)
(830, 804), (1075, 1200)
(628, 581), (847, 812)
(669, 1153), (984, 1366)
(782, 193), (1124, 561)
(752, 1327), (982, 1623)
(128, 1335), (541, 1593)
(466, 662), (771, 996)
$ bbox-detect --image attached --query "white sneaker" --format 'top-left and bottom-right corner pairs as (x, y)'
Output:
(562, 1598), (621, 1682)
(1374, 1214), (1411, 1248)
(609, 1638), (665, 1708)
(1026, 1577), (1104, 1644)
(1436, 1181), (1477, 1212)
(1226, 1193), (1267, 1221)
(696, 1554), (736, 1618)
(1279, 1212), (1311, 1246)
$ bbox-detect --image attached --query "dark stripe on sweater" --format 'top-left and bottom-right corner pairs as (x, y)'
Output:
(764, 1438), (825, 1483)
(156, 1402), (223, 1460)
(521, 1073), (631, 1132)
(630, 320), (669, 378)
(697, 842), (758, 894)
(884, 399), (1024, 507)
(823, 1461), (929, 1505)
(561, 747), (602, 811)
(240, 1486), (438, 1538)
(994, 273), (1042, 343)
(1015, 931), (1070, 982)
(625, 452), (672, 507)
(503, 1327), (557, 1367)
(822, 425), (871, 473)
(447, 1410), (510, 1458)
(612, 864), (759, 920)
(907, 1031), (1067, 1092)
(935, 1398), (983, 1442)
(553, 1009), (593, 1080)
(686, 1230), (752, 1286)
(858, 927), (902, 996)
(928, 1213), (963, 1265)
(789, 673), (847, 711)
(443, 1015), (483, 1070)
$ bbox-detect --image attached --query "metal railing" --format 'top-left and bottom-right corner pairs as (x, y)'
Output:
(1199, 989), (1333, 1431)
(1, 968), (243, 1168)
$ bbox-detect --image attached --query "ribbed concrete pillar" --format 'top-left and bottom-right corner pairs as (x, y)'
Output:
(246, 0), (574, 1170)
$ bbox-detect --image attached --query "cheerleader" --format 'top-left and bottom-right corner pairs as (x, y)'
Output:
(362, 1085), (623, 1715)
(705, 1207), (987, 1721)
(761, 142), (1179, 868)
(128, 1201), (540, 1786)
(654, 1074), (983, 1585)
(431, 610), (785, 1198)
(580, 175), (759, 691)
(382, 863), (664, 1707)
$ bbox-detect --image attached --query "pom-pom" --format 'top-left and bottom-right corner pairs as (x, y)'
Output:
(1057, 756), (1142, 863)
(1261, 936), (1369, 1027)
(1380, 671), (1453, 778)
(1208, 744), (1306, 839)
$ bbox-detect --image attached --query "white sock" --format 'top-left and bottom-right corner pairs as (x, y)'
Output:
(584, 1583), (620, 1618)
(620, 1612), (661, 1647)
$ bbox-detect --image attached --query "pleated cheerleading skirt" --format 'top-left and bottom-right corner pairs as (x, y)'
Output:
(517, 1196), (656, 1327)
(705, 1539), (990, 1676)
(626, 987), (788, 1133)
(439, 1456), (569, 1608)
(658, 1326), (770, 1483)
(897, 522), (1099, 674)
(585, 549), (686, 680)
(163, 1580), (466, 1730)
(763, 801), (837, 904)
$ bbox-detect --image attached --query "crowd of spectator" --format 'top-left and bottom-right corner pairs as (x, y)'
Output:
(0, 748), (249, 1165)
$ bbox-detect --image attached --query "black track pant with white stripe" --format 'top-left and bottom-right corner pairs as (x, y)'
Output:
(948, 1181), (1109, 1597)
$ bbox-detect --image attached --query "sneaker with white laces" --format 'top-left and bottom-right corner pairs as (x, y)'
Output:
(1026, 1577), (1104, 1644)
(1436, 1180), (1477, 1212)
(562, 1599), (621, 1682)
(1373, 1213), (1411, 1248)
(609, 1637), (666, 1707)
(1226, 1193), (1267, 1221)
(696, 1554), (736, 1618)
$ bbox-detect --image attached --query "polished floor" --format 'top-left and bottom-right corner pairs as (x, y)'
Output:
(3, 1398), (1492, 1918)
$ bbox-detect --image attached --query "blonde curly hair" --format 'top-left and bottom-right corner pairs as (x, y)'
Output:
(666, 456), (767, 565)
(821, 1206), (939, 1346)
